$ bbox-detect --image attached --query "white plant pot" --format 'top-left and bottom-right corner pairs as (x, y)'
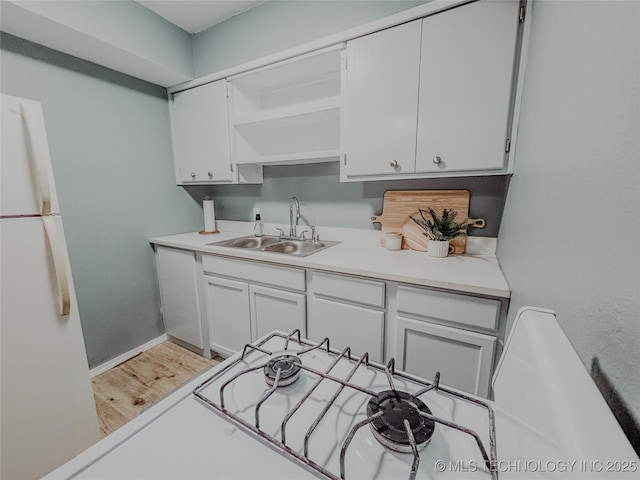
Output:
(427, 240), (451, 258)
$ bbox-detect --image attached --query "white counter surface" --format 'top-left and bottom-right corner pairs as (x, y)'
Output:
(149, 222), (510, 298)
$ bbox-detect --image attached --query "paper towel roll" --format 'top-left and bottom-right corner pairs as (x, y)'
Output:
(203, 198), (216, 232)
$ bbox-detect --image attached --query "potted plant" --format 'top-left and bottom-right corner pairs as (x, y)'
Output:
(410, 208), (472, 257)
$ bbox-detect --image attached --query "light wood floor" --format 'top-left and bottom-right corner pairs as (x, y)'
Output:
(92, 341), (222, 436)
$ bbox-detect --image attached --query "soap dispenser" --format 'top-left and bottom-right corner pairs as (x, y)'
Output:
(253, 208), (264, 237)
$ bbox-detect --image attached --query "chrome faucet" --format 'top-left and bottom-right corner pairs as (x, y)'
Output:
(289, 196), (300, 237)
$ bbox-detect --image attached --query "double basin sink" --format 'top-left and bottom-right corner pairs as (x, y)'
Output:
(208, 235), (339, 258)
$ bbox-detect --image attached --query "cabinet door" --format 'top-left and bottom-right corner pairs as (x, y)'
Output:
(249, 285), (306, 340)
(155, 246), (203, 349)
(171, 79), (233, 184)
(203, 276), (251, 356)
(416, 0), (520, 173)
(395, 317), (496, 397)
(343, 20), (421, 177)
(308, 296), (384, 363)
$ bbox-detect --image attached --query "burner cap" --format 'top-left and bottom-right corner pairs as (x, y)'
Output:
(264, 355), (302, 386)
(367, 390), (435, 453)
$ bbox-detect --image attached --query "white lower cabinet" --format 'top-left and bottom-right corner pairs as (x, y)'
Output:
(201, 255), (306, 356)
(392, 284), (501, 397)
(249, 285), (306, 340)
(395, 317), (496, 398)
(307, 271), (385, 362)
(203, 275), (251, 357)
(308, 297), (384, 362)
(155, 246), (204, 350)
(154, 249), (506, 396)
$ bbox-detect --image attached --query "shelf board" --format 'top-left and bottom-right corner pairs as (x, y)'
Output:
(229, 47), (342, 90)
(233, 97), (341, 127)
(234, 150), (341, 166)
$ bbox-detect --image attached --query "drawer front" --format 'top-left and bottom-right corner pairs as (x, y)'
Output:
(311, 271), (385, 308)
(202, 255), (305, 291)
(397, 285), (500, 331)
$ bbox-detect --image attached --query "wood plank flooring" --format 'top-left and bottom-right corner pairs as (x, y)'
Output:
(92, 341), (221, 436)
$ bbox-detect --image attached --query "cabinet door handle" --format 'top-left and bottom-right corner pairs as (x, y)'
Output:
(433, 156), (442, 165)
(390, 160), (399, 168)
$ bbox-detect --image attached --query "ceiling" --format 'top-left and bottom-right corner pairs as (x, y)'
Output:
(135, 1), (264, 34)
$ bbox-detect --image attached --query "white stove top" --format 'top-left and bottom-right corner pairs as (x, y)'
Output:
(192, 333), (495, 480)
(47, 308), (638, 480)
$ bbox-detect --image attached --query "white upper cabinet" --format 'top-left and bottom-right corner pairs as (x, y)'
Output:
(170, 80), (233, 184)
(342, 0), (522, 181)
(342, 20), (422, 177)
(415, 0), (520, 174)
(170, 79), (262, 185)
(167, 0), (526, 180)
(228, 46), (342, 166)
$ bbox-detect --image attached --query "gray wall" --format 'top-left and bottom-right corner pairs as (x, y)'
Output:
(1, 0), (193, 79)
(193, 0), (427, 77)
(191, 0), (509, 236)
(0, 33), (203, 368)
(497, 0), (640, 446)
(187, 164), (509, 237)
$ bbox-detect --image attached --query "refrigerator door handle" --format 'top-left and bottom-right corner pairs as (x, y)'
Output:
(20, 100), (53, 215)
(42, 216), (71, 316)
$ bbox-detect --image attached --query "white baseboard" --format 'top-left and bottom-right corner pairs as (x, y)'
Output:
(89, 334), (169, 378)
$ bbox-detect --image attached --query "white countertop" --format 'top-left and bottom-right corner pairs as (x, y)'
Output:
(149, 221), (510, 298)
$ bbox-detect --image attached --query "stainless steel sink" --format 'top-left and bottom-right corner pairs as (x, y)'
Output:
(208, 235), (339, 258)
(215, 236), (281, 249)
(262, 240), (335, 257)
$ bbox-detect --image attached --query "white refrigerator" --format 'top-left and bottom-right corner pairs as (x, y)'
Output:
(1, 94), (101, 479)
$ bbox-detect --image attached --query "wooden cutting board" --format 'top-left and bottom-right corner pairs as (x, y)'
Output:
(371, 190), (484, 254)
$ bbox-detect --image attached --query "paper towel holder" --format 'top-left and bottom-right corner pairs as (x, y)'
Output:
(200, 196), (220, 234)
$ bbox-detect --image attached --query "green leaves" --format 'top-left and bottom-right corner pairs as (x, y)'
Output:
(410, 207), (472, 241)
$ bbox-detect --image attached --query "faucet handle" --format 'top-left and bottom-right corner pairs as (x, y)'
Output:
(311, 225), (317, 242)
(276, 228), (285, 238)
(300, 228), (311, 241)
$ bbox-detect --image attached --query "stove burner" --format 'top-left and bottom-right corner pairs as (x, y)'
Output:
(367, 390), (435, 453)
(264, 355), (302, 386)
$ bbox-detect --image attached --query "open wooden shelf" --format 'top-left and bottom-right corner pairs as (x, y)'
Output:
(228, 46), (343, 166)
(234, 149), (341, 166)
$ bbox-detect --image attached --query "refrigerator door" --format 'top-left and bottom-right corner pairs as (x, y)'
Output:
(1, 215), (101, 479)
(1, 94), (60, 216)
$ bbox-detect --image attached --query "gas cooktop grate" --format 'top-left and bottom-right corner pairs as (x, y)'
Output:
(192, 330), (498, 480)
